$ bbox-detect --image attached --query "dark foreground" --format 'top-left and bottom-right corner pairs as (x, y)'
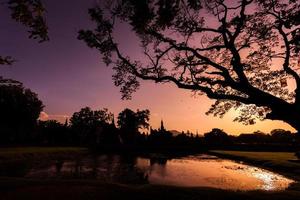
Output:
(1, 147), (300, 200)
(1, 178), (300, 200)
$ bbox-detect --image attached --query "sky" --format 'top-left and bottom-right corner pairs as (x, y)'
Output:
(0, 0), (295, 135)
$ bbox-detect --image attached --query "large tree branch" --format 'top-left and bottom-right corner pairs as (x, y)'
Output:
(146, 30), (235, 83)
(266, 9), (300, 104)
(114, 41), (253, 105)
(277, 25), (300, 104)
(227, 0), (251, 85)
(129, 28), (290, 111)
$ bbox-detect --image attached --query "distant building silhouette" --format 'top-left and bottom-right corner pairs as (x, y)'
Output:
(159, 119), (166, 132)
(111, 114), (116, 129)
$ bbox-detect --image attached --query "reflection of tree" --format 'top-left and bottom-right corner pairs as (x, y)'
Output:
(55, 160), (63, 176)
(91, 155), (98, 178)
(148, 162), (168, 178)
(150, 157), (168, 166)
(94, 155), (149, 184)
(147, 155), (168, 179)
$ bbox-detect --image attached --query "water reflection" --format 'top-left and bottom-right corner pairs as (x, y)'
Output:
(140, 156), (294, 191)
(2, 154), (294, 191)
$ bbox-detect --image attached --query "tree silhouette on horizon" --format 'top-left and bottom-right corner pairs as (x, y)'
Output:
(0, 78), (43, 143)
(117, 108), (150, 144)
(69, 107), (114, 145)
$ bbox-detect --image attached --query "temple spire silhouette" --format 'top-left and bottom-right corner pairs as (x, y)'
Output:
(111, 114), (116, 128)
(160, 119), (165, 132)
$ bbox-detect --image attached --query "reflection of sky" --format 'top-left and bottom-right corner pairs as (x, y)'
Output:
(0, 0), (296, 134)
(138, 157), (294, 191)
(23, 155), (294, 191)
(252, 172), (276, 191)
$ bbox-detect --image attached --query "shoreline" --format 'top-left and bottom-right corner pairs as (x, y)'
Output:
(208, 150), (300, 183)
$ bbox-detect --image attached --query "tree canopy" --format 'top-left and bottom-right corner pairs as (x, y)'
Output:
(1, 0), (48, 65)
(69, 107), (114, 144)
(117, 108), (150, 131)
(79, 0), (300, 132)
(117, 108), (150, 143)
(0, 78), (43, 143)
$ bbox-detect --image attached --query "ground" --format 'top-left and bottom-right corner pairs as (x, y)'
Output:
(1, 147), (300, 200)
(0, 147), (87, 159)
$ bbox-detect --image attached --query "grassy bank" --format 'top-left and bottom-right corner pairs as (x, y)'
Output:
(0, 147), (88, 158)
(0, 147), (87, 156)
(210, 150), (300, 181)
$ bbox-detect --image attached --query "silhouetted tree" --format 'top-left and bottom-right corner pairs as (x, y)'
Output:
(0, 78), (43, 144)
(36, 120), (70, 145)
(148, 128), (172, 147)
(204, 128), (231, 146)
(70, 107), (114, 145)
(79, 0), (300, 133)
(117, 108), (150, 144)
(1, 0), (48, 65)
(270, 129), (294, 144)
(237, 131), (270, 144)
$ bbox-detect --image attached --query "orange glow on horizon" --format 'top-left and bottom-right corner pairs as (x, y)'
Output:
(44, 80), (296, 136)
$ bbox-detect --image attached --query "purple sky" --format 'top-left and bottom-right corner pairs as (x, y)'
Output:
(0, 0), (294, 135)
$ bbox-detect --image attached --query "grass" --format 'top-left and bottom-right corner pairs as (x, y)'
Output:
(210, 150), (300, 180)
(0, 147), (89, 166)
(0, 147), (87, 155)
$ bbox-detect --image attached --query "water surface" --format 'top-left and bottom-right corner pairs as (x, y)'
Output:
(6, 154), (294, 191)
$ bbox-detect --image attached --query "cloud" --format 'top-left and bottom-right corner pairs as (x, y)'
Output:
(39, 111), (49, 121)
(39, 112), (69, 123)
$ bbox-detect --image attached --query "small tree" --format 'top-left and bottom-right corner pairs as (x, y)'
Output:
(117, 108), (150, 144)
(0, 78), (44, 144)
(37, 120), (70, 145)
(204, 128), (230, 146)
(69, 107), (113, 145)
(270, 129), (294, 143)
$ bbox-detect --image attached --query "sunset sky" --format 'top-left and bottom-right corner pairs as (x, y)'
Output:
(0, 0), (295, 135)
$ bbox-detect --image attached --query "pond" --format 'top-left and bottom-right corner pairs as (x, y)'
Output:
(2, 154), (295, 191)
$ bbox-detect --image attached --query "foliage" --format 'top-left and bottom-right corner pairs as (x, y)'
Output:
(117, 108), (150, 131)
(70, 107), (113, 127)
(36, 120), (70, 145)
(1, 0), (48, 65)
(70, 107), (114, 145)
(237, 131), (271, 144)
(0, 56), (14, 65)
(79, 0), (300, 131)
(8, 0), (49, 42)
(204, 128), (230, 146)
(270, 129), (294, 143)
(0, 78), (44, 143)
(117, 108), (150, 144)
